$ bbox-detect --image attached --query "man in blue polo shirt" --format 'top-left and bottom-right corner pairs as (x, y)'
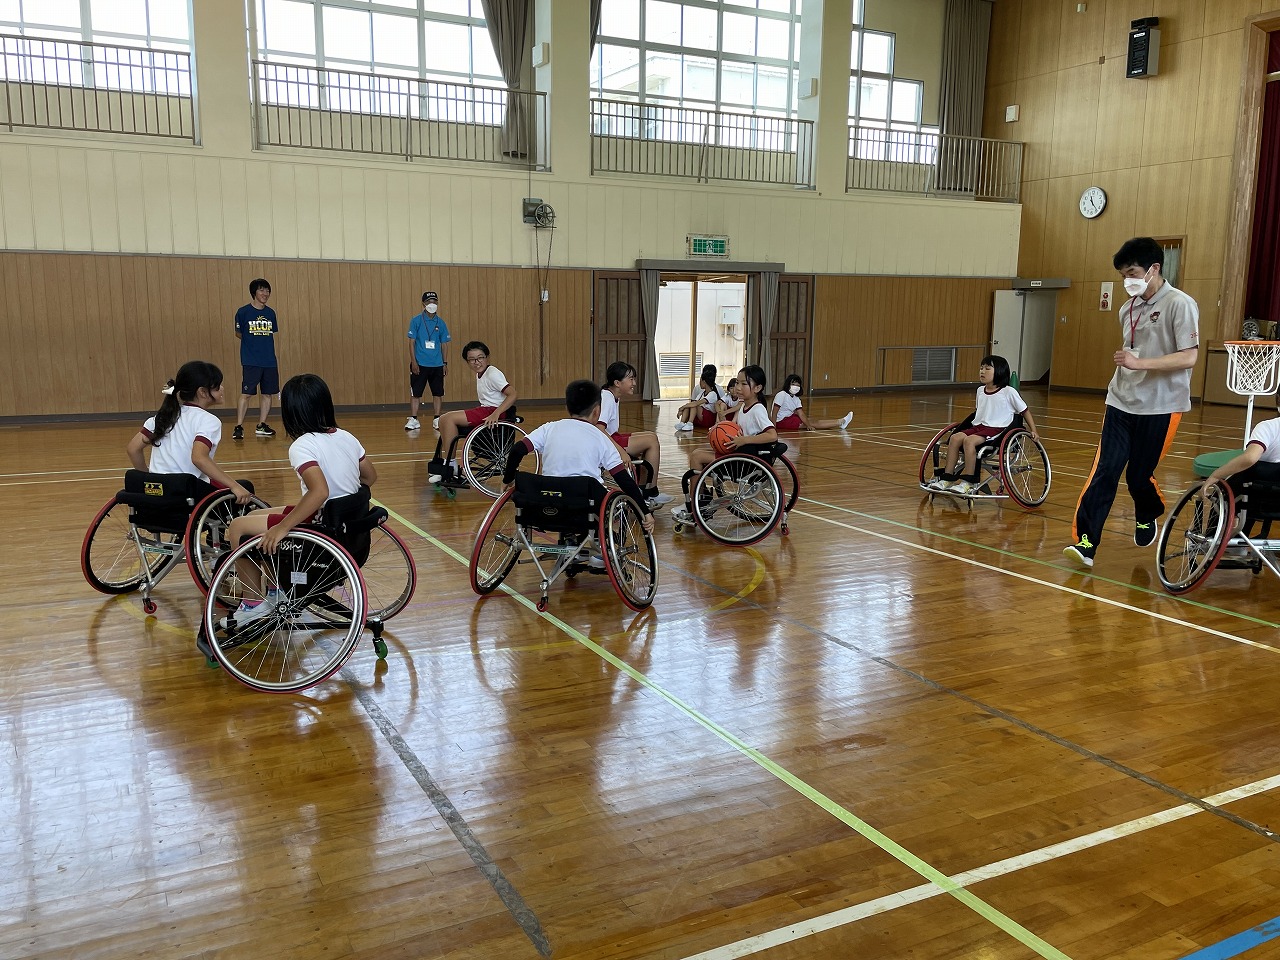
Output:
(233, 278), (279, 440)
(405, 290), (451, 431)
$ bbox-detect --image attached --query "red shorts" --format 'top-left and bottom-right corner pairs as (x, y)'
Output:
(776, 414), (803, 431)
(265, 505), (295, 529)
(612, 432), (632, 449)
(960, 425), (1004, 439)
(465, 405), (498, 427)
(693, 408), (716, 429)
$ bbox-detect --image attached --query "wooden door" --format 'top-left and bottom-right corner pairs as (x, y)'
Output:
(766, 274), (814, 391)
(593, 271), (651, 396)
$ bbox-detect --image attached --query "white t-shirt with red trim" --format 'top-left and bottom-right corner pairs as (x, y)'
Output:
(288, 428), (365, 502)
(476, 365), (508, 408)
(598, 388), (621, 435)
(972, 385), (1028, 429)
(526, 418), (624, 479)
(738, 400), (774, 438)
(772, 391), (802, 422)
(142, 404), (222, 480)
(1247, 418), (1280, 464)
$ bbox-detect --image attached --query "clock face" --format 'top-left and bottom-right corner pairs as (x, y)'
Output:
(1079, 186), (1107, 219)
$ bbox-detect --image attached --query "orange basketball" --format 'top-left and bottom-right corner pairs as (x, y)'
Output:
(708, 420), (742, 455)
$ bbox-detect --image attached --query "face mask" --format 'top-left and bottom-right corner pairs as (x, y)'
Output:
(425, 303), (437, 314)
(788, 384), (801, 395)
(1122, 277), (1147, 297)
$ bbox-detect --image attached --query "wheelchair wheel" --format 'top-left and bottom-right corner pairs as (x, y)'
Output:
(470, 489), (521, 594)
(81, 496), (183, 594)
(463, 421), (534, 498)
(692, 454), (783, 546)
(775, 454), (799, 515)
(601, 492), (658, 610)
(202, 529), (368, 693)
(1156, 481), (1235, 594)
(917, 422), (962, 486)
(361, 522), (417, 621)
(999, 429), (1051, 508)
(184, 488), (271, 594)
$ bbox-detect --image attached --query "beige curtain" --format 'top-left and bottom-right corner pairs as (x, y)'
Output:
(936, 0), (992, 192)
(480, 0), (531, 157)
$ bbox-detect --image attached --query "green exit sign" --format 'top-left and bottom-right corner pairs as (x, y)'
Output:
(687, 234), (730, 258)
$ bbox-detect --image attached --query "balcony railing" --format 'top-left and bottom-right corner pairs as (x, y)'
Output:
(847, 126), (1022, 202)
(591, 98), (815, 189)
(252, 60), (548, 169)
(0, 33), (196, 142)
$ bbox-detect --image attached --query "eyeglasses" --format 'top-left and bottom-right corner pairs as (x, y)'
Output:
(465, 355), (487, 364)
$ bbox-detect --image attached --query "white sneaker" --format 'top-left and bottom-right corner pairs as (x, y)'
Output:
(679, 421), (694, 432)
(924, 476), (948, 490)
(429, 473), (442, 484)
(647, 492), (674, 508)
(405, 417), (420, 430)
(672, 506), (694, 524)
(838, 411), (853, 430)
(432, 417), (440, 430)
(219, 591), (279, 630)
(949, 480), (976, 495)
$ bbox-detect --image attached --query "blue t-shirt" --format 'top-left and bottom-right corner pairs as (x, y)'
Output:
(407, 312), (450, 367)
(235, 303), (278, 367)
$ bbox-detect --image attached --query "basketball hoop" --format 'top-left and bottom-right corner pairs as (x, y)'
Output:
(1224, 341), (1280, 441)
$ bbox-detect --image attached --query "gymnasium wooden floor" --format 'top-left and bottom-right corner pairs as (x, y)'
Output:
(6, 388), (1280, 960)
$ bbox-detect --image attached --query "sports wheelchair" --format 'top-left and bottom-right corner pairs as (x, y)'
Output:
(918, 413), (1051, 508)
(671, 442), (799, 545)
(469, 473), (658, 612)
(428, 408), (535, 499)
(198, 485), (417, 692)
(1156, 473), (1280, 594)
(81, 470), (268, 613)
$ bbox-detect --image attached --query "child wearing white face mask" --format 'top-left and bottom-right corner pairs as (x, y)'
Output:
(772, 374), (852, 431)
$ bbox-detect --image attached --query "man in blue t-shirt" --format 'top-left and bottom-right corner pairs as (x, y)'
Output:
(233, 278), (279, 440)
(404, 290), (451, 431)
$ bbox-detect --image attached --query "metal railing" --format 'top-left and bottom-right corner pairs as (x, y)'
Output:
(252, 60), (548, 169)
(847, 127), (1022, 202)
(0, 33), (196, 141)
(591, 98), (815, 189)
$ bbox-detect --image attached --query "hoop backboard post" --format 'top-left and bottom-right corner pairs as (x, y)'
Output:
(1224, 341), (1280, 443)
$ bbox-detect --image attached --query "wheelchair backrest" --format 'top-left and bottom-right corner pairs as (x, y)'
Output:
(513, 472), (604, 534)
(117, 470), (201, 533)
(312, 485), (385, 567)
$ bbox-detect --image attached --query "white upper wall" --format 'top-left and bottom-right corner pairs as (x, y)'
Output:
(0, 0), (1018, 277)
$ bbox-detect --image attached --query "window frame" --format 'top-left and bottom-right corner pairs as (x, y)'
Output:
(848, 11), (936, 164)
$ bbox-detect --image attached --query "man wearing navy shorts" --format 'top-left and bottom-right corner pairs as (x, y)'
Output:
(233, 278), (279, 440)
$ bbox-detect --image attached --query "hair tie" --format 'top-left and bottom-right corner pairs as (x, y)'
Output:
(162, 380), (176, 396)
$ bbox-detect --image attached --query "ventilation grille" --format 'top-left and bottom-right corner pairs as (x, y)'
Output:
(658, 352), (704, 377)
(911, 347), (956, 384)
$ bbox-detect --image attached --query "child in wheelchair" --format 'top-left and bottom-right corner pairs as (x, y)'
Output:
(599, 360), (674, 509)
(126, 360), (253, 504)
(221, 373), (377, 626)
(430, 340), (518, 486)
(1203, 416), (1280, 496)
(924, 355), (1040, 495)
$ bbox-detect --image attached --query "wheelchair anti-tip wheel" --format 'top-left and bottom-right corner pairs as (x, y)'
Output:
(202, 529), (368, 693)
(185, 488), (271, 595)
(470, 489), (521, 594)
(1156, 480), (1235, 594)
(463, 421), (535, 498)
(692, 454), (783, 546)
(601, 492), (658, 610)
(999, 429), (1051, 508)
(81, 496), (184, 594)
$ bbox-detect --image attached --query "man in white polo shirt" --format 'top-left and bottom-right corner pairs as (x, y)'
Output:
(1064, 237), (1200, 569)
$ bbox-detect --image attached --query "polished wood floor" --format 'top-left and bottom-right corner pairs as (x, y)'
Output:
(6, 389), (1280, 960)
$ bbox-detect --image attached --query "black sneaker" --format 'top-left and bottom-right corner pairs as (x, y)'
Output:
(1134, 519), (1158, 547)
(1063, 536), (1096, 569)
(255, 422), (276, 437)
(232, 424), (244, 441)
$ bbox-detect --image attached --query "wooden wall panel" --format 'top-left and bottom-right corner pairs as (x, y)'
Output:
(0, 252), (592, 418)
(810, 276), (1010, 390)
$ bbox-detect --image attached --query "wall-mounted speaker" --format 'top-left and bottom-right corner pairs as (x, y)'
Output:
(1127, 18), (1160, 78)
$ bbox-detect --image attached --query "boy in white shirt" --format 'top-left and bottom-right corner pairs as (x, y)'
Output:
(431, 340), (519, 485)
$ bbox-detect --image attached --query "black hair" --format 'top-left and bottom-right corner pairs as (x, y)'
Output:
(604, 360), (637, 388)
(280, 373), (338, 439)
(699, 364), (720, 398)
(739, 364), (767, 401)
(249, 278), (271, 297)
(1112, 237), (1164, 272)
(566, 379), (601, 417)
(981, 355), (1012, 389)
(783, 373), (803, 392)
(149, 361), (223, 446)
(462, 341), (490, 360)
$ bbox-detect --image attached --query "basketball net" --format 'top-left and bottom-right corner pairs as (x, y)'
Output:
(1224, 341), (1280, 442)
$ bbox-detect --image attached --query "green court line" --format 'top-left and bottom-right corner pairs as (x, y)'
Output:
(377, 501), (1072, 960)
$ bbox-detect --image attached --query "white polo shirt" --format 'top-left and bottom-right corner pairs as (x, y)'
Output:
(142, 405), (222, 480)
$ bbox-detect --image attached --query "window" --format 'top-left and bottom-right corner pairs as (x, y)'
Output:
(591, 0), (802, 119)
(848, 5), (936, 163)
(255, 0), (501, 86)
(0, 0), (191, 49)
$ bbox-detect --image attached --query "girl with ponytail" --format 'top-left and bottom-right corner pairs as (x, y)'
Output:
(126, 361), (252, 503)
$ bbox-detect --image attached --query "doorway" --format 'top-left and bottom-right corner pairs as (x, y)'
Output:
(654, 274), (748, 399)
(992, 289), (1058, 384)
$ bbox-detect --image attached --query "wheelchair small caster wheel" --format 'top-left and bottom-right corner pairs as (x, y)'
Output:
(780, 521), (789, 536)
(142, 599), (157, 615)
(373, 638), (388, 660)
(537, 597), (548, 612)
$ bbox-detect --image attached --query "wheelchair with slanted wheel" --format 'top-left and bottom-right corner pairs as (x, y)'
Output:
(671, 441), (799, 545)
(428, 408), (534, 499)
(1155, 472), (1280, 594)
(469, 473), (657, 612)
(918, 413), (1051, 508)
(81, 469), (269, 613)
(197, 485), (417, 692)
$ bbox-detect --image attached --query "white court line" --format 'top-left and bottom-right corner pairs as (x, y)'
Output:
(680, 772), (1280, 959)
